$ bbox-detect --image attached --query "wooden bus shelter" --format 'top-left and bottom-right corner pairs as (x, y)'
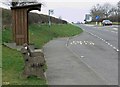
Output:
(11, 4), (41, 45)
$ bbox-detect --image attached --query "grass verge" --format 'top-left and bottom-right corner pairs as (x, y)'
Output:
(112, 22), (120, 25)
(2, 24), (83, 85)
(85, 22), (120, 25)
(2, 45), (46, 85)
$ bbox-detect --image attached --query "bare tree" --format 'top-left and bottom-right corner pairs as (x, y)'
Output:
(90, 2), (119, 22)
(90, 4), (104, 21)
(118, 1), (120, 13)
(118, 1), (120, 22)
(102, 3), (113, 18)
(110, 6), (118, 16)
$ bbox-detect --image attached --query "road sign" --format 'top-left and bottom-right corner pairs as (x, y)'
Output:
(96, 16), (100, 20)
(49, 9), (54, 15)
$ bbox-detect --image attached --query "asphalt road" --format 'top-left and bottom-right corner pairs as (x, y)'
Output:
(67, 24), (118, 85)
(44, 38), (107, 85)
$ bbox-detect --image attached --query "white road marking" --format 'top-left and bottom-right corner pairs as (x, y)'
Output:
(113, 47), (116, 49)
(113, 28), (118, 30)
(107, 43), (110, 45)
(103, 40), (106, 42)
(80, 56), (85, 58)
(70, 41), (95, 45)
(86, 31), (119, 52)
(70, 39), (119, 52)
(89, 43), (92, 45)
(101, 39), (104, 41)
(81, 28), (118, 52)
(92, 43), (95, 45)
(105, 42), (108, 44)
(85, 24), (94, 27)
(116, 49), (119, 52)
(80, 42), (82, 45)
(110, 44), (113, 47)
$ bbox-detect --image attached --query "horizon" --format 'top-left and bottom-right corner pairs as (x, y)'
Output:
(0, 0), (119, 23)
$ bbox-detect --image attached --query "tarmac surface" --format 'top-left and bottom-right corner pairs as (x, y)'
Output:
(43, 38), (107, 85)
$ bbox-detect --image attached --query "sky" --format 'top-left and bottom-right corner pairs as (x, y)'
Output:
(0, 0), (119, 23)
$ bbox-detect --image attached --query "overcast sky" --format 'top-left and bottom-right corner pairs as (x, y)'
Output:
(0, 0), (119, 23)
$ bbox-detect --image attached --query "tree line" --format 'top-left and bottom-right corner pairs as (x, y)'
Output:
(90, 1), (120, 22)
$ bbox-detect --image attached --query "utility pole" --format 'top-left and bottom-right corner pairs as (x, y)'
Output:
(48, 9), (54, 27)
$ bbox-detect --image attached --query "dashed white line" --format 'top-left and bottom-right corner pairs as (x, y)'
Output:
(110, 44), (113, 47)
(113, 47), (116, 49)
(80, 56), (85, 58)
(87, 31), (119, 52)
(71, 29), (119, 52)
(103, 40), (106, 42)
(113, 28), (118, 30)
(107, 43), (110, 45)
(101, 39), (104, 41)
(116, 49), (119, 52)
(105, 42), (108, 44)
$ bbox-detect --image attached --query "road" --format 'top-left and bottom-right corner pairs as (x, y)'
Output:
(67, 24), (118, 85)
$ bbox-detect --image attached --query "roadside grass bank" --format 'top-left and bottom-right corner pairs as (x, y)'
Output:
(2, 24), (83, 85)
(29, 24), (83, 48)
(112, 22), (120, 25)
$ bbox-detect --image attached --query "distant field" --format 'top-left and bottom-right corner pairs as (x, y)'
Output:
(86, 22), (120, 25)
(2, 24), (83, 85)
(112, 22), (120, 25)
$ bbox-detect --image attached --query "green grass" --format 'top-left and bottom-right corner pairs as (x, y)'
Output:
(29, 24), (83, 48)
(2, 45), (47, 85)
(2, 24), (83, 48)
(2, 24), (83, 85)
(2, 28), (12, 43)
